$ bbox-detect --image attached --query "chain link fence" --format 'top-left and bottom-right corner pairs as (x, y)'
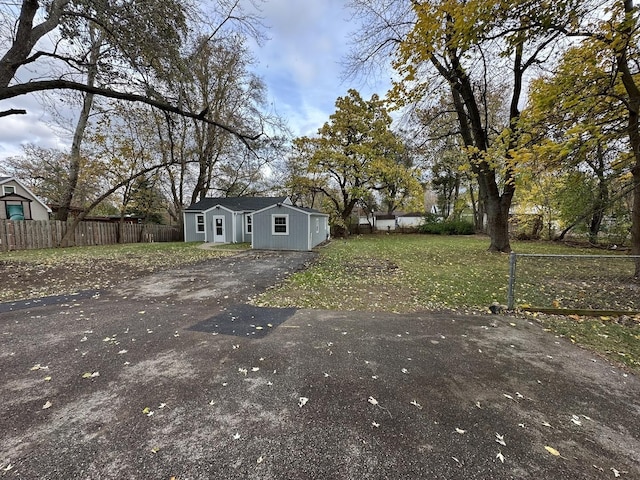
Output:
(507, 253), (640, 313)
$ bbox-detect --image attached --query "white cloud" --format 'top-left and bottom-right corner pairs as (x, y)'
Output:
(0, 108), (68, 160)
(250, 0), (391, 137)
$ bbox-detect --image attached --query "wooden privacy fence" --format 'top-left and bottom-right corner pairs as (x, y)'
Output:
(0, 220), (181, 251)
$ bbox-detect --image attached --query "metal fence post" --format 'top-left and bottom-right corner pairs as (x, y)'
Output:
(507, 252), (517, 310)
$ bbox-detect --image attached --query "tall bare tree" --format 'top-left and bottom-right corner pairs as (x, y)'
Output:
(0, 0), (261, 140)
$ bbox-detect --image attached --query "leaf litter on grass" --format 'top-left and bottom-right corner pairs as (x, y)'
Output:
(253, 234), (640, 372)
(0, 242), (231, 303)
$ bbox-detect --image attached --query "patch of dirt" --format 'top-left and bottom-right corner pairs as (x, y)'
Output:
(0, 254), (229, 303)
(344, 259), (400, 276)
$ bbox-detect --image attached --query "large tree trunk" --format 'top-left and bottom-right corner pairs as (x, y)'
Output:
(56, 27), (100, 221)
(443, 49), (515, 251)
(632, 162), (640, 278)
(485, 196), (511, 252)
(616, 0), (640, 278)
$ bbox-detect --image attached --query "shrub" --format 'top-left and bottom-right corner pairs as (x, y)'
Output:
(418, 216), (475, 235)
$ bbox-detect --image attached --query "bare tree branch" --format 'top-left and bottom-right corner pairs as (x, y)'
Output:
(0, 79), (263, 143)
(0, 108), (27, 117)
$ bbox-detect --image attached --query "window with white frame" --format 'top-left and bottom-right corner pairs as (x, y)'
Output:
(3, 185), (15, 195)
(315, 218), (320, 233)
(272, 214), (288, 235)
(245, 215), (252, 234)
(196, 214), (205, 233)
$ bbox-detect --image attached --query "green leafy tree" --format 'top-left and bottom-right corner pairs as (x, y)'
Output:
(126, 174), (167, 224)
(529, 0), (640, 275)
(6, 144), (103, 211)
(348, 0), (583, 252)
(520, 42), (629, 243)
(407, 102), (480, 223)
(292, 89), (419, 235)
(377, 147), (423, 214)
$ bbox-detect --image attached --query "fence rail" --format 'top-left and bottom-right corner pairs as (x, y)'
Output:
(0, 219), (181, 251)
(507, 252), (640, 314)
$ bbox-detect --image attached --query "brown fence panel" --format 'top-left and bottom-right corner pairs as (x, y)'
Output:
(0, 220), (7, 251)
(0, 220), (180, 251)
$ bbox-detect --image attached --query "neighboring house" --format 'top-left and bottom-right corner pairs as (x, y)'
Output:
(183, 196), (329, 251)
(373, 211), (425, 231)
(0, 176), (51, 220)
(251, 202), (329, 251)
(374, 213), (396, 231)
(396, 212), (425, 229)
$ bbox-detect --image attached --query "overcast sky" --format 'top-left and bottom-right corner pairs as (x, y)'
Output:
(0, 0), (390, 167)
(250, 0), (389, 136)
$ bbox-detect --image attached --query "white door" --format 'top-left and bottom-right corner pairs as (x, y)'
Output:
(213, 216), (225, 243)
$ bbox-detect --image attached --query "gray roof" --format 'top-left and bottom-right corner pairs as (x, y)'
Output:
(185, 196), (288, 212)
(0, 176), (11, 183)
(252, 202), (328, 216)
(288, 205), (325, 215)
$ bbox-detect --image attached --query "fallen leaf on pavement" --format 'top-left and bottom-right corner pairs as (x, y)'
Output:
(544, 445), (561, 456)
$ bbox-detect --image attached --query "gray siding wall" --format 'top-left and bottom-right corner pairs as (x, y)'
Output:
(184, 212), (206, 242)
(233, 213), (245, 243)
(309, 214), (329, 248)
(243, 213), (252, 243)
(253, 205), (310, 251)
(186, 210), (255, 244)
(205, 209), (233, 242)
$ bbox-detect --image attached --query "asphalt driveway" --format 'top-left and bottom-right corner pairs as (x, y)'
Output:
(1, 250), (639, 479)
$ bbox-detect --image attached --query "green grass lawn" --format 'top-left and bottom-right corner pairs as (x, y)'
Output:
(255, 234), (603, 312)
(254, 234), (640, 371)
